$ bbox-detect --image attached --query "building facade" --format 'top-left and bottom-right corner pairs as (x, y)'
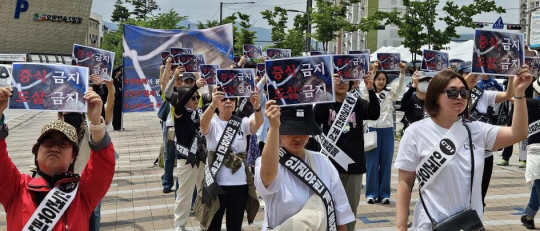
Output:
(521, 0), (540, 43)
(86, 12), (108, 48)
(0, 0), (93, 58)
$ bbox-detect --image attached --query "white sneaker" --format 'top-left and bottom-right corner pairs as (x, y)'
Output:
(174, 226), (186, 231)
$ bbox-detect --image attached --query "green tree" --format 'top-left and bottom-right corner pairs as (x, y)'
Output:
(236, 12), (257, 55)
(127, 0), (159, 19)
(311, 0), (359, 51)
(261, 7), (289, 48)
(197, 20), (220, 29)
(283, 28), (305, 56)
(111, 0), (130, 23)
(359, 0), (505, 65)
(102, 10), (188, 67)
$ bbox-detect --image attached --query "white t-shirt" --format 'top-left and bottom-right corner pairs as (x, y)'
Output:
(206, 116), (252, 186)
(394, 118), (500, 231)
(254, 151), (355, 230)
(473, 90), (498, 157)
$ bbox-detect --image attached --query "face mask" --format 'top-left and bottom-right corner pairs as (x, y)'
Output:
(418, 82), (429, 93)
(63, 113), (84, 128)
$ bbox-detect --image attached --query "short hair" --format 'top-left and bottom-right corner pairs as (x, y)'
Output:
(424, 70), (470, 119)
(243, 61), (257, 69)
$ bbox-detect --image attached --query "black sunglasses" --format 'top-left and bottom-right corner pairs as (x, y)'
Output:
(191, 95), (200, 101)
(445, 89), (471, 99)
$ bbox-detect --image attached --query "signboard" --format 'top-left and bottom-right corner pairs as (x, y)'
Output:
(348, 49), (370, 55)
(525, 57), (540, 77)
(160, 52), (171, 65)
(493, 16), (504, 29)
(256, 63), (266, 79)
(200, 64), (219, 86)
(10, 63), (88, 112)
(233, 56), (241, 65)
(171, 47), (193, 64)
(376, 53), (401, 71)
(472, 29), (525, 76)
(421, 49), (449, 71)
(266, 48), (291, 59)
(0, 54), (26, 62)
(243, 45), (263, 59)
(265, 56), (335, 106)
(333, 54), (369, 81)
(72, 44), (115, 81)
(530, 11), (540, 48)
(216, 69), (255, 98)
(177, 54), (206, 72)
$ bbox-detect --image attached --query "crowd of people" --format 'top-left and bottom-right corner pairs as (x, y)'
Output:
(0, 53), (538, 231)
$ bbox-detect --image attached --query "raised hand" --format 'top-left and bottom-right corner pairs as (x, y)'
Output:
(196, 78), (206, 88)
(90, 74), (103, 86)
(265, 100), (280, 128)
(0, 87), (12, 115)
(211, 87), (224, 109)
(514, 65), (533, 95)
(84, 89), (103, 125)
(250, 87), (261, 110)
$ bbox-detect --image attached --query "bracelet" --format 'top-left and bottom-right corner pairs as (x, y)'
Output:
(89, 116), (106, 131)
(514, 96), (525, 99)
(254, 107), (261, 112)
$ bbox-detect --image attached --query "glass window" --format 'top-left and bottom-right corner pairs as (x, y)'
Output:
(30, 54), (41, 63)
(63, 56), (72, 64)
(47, 55), (57, 63)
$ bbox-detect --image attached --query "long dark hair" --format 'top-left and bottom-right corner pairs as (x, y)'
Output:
(373, 71), (390, 92)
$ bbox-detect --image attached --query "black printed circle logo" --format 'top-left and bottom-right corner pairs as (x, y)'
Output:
(439, 138), (456, 156)
(345, 96), (355, 105)
(59, 182), (77, 193)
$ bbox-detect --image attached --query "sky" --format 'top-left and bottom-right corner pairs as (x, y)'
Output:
(91, 0), (521, 33)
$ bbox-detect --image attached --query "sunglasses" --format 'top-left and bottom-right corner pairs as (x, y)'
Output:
(445, 89), (471, 99)
(191, 95), (200, 101)
(41, 139), (72, 148)
(220, 98), (236, 102)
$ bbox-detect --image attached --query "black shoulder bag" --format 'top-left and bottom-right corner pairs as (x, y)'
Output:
(419, 123), (485, 231)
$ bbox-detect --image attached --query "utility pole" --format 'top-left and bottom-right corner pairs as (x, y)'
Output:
(306, 0), (312, 52)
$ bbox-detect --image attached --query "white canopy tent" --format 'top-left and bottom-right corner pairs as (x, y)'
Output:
(370, 40), (475, 63)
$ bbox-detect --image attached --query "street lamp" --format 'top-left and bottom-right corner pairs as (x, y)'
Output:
(285, 8), (312, 52)
(220, 1), (256, 24)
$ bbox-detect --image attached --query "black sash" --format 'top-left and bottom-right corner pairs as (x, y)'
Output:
(201, 115), (243, 205)
(469, 87), (492, 123)
(278, 147), (337, 231)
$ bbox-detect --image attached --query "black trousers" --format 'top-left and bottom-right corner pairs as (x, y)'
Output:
(481, 155), (494, 208)
(208, 185), (248, 231)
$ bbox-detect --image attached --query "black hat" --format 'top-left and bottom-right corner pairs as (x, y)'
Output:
(182, 72), (197, 81)
(279, 105), (322, 136)
(457, 61), (471, 73)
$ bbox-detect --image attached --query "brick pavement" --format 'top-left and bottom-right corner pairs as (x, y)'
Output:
(0, 110), (533, 230)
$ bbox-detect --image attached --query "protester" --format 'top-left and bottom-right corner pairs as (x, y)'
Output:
(400, 71), (434, 128)
(314, 66), (380, 231)
(362, 61), (406, 204)
(112, 66), (123, 131)
(395, 68), (532, 230)
(0, 85), (115, 229)
(160, 58), (184, 193)
(255, 102), (355, 230)
(457, 61), (514, 208)
(165, 72), (208, 231)
(478, 75), (504, 91)
(521, 78), (540, 229)
(195, 87), (263, 230)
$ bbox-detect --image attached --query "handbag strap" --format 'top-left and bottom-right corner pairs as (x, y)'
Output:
(419, 122), (474, 225)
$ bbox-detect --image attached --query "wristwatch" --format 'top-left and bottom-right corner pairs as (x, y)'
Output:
(89, 116), (106, 131)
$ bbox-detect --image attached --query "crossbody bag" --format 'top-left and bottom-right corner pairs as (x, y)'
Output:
(419, 122), (484, 231)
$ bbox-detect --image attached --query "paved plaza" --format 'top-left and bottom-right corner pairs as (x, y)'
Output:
(0, 110), (533, 230)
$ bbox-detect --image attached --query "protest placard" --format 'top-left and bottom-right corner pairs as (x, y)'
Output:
(72, 44), (115, 81)
(216, 69), (255, 98)
(177, 54), (206, 72)
(472, 29), (525, 76)
(421, 49), (449, 71)
(265, 55), (335, 106)
(377, 53), (401, 71)
(525, 57), (540, 77)
(161, 51), (171, 65)
(233, 56), (241, 65)
(256, 63), (266, 79)
(333, 54), (369, 81)
(310, 51), (328, 56)
(348, 49), (371, 55)
(243, 45), (263, 59)
(266, 48), (291, 59)
(171, 48), (193, 64)
(200, 64), (219, 86)
(10, 63), (88, 112)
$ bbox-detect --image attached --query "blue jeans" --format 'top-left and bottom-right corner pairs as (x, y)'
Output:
(526, 180), (540, 218)
(162, 124), (175, 190)
(88, 201), (101, 231)
(365, 127), (394, 199)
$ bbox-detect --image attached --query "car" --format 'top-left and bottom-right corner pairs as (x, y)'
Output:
(0, 64), (12, 87)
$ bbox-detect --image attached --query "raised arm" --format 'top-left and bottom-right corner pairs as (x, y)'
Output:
(249, 87), (264, 133)
(492, 66), (532, 150)
(390, 62), (407, 101)
(361, 72), (380, 120)
(0, 87), (21, 207)
(259, 100), (281, 187)
(201, 88), (223, 135)
(495, 76), (514, 104)
(103, 80), (115, 125)
(160, 57), (173, 91)
(175, 79), (207, 119)
(84, 88), (105, 143)
(164, 67), (183, 100)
